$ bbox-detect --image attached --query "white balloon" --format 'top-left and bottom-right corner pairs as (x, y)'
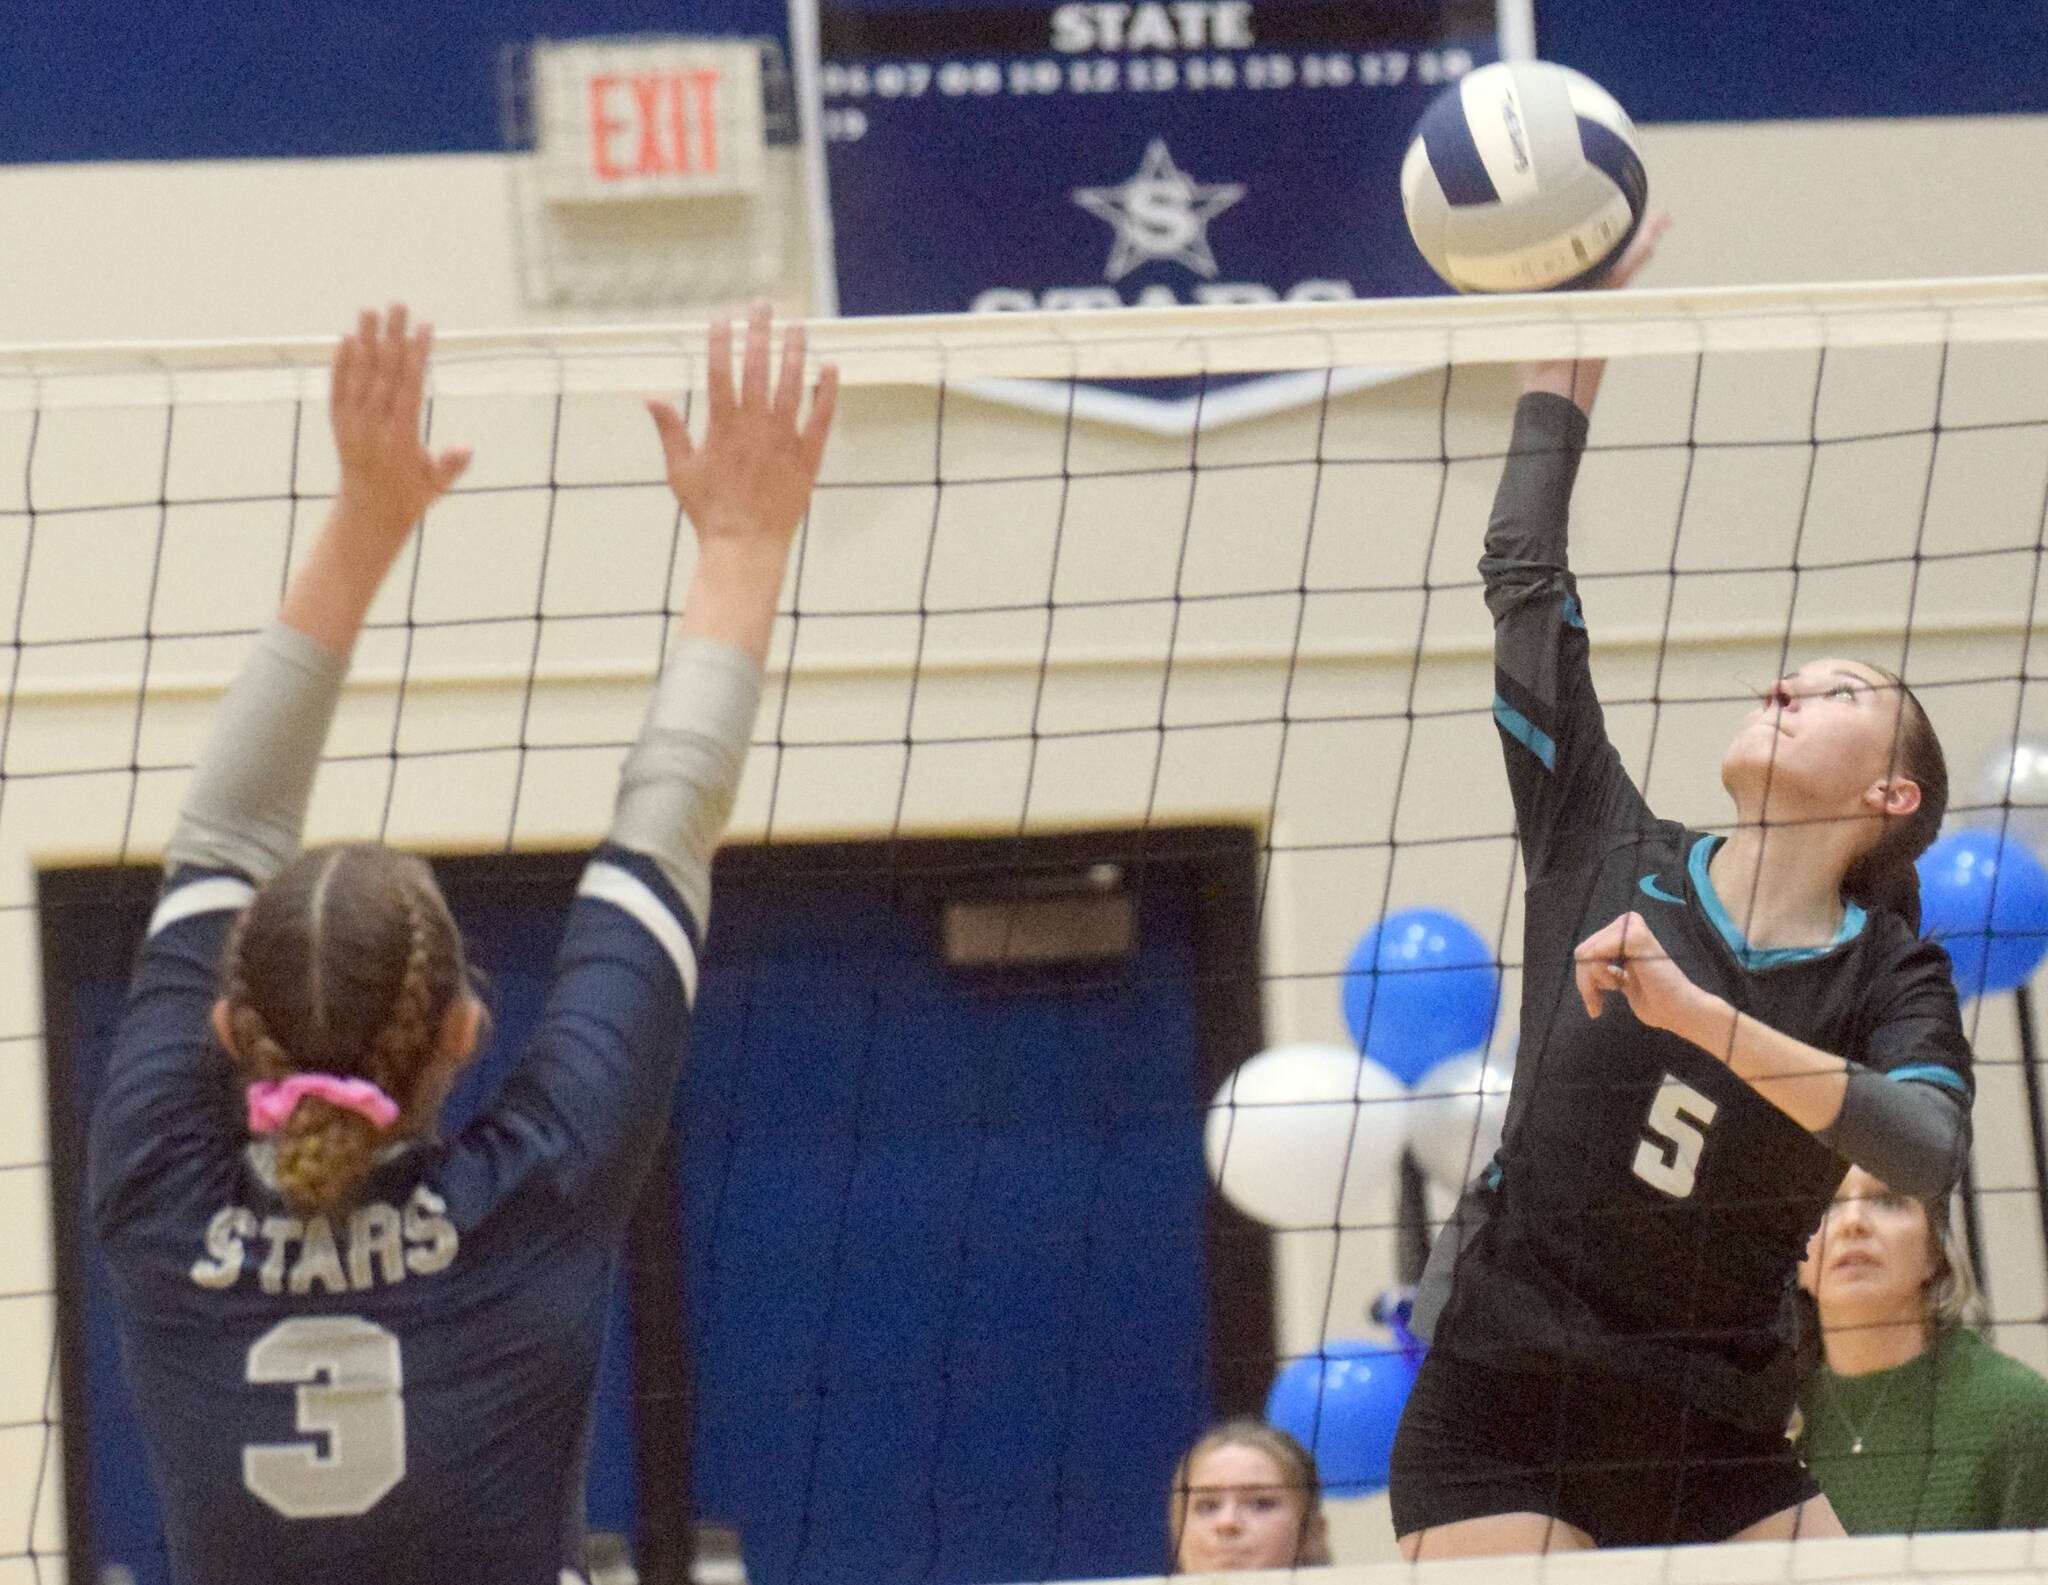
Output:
(1204, 1044), (1408, 1229)
(1404, 1047), (1515, 1192)
(1973, 742), (2048, 854)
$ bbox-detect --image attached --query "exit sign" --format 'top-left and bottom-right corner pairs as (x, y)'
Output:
(533, 38), (767, 201)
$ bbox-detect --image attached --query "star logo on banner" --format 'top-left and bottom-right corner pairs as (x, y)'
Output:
(1072, 139), (1247, 282)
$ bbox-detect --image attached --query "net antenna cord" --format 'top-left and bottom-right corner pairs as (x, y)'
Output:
(1496, 0), (1536, 62)
(786, 0), (840, 318)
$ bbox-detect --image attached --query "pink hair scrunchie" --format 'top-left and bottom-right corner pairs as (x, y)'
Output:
(246, 1073), (401, 1136)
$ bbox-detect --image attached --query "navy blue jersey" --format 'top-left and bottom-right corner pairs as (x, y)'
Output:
(87, 843), (700, 1585)
(1431, 393), (1974, 1433)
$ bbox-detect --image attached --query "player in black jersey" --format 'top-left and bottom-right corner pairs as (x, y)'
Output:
(1391, 220), (1973, 1556)
(89, 304), (836, 1585)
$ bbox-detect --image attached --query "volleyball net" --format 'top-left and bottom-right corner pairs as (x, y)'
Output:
(7, 279), (2048, 1584)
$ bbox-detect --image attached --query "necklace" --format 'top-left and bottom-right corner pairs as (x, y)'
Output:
(1820, 1367), (1905, 1455)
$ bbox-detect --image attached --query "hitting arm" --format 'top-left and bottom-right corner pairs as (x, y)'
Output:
(165, 306), (469, 884)
(607, 306), (837, 931)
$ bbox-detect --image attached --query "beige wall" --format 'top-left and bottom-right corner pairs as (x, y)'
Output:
(3, 113), (2048, 1579)
(3, 116), (2048, 343)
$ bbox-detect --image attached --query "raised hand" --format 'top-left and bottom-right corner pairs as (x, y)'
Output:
(282, 305), (471, 658)
(1598, 209), (1671, 291)
(1522, 210), (1672, 413)
(1573, 910), (1707, 1032)
(650, 304), (839, 660)
(330, 305), (472, 549)
(648, 304), (837, 559)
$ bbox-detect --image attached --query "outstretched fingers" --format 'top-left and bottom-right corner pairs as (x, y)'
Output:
(1604, 211), (1671, 290)
(369, 304), (411, 423)
(330, 318), (363, 411)
(398, 315), (433, 427)
(773, 321), (807, 421)
(331, 308), (385, 417)
(646, 398), (695, 468)
(341, 305), (412, 429)
(739, 302), (773, 412)
(705, 315), (736, 425)
(652, 307), (838, 558)
(325, 302), (470, 529)
(799, 364), (840, 476)
(430, 443), (474, 493)
(397, 317), (468, 491)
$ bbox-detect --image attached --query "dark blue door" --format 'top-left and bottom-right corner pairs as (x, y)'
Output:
(684, 849), (1220, 1585)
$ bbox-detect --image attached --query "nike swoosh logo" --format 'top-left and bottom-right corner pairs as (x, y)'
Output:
(1639, 875), (1684, 906)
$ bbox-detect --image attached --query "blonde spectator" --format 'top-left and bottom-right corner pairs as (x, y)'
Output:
(1796, 1165), (2048, 1532)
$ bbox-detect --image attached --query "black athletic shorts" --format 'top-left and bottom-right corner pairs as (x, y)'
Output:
(1389, 1346), (1821, 1548)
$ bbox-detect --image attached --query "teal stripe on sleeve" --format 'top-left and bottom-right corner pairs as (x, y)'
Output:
(1493, 697), (1556, 771)
(1886, 1064), (1967, 1093)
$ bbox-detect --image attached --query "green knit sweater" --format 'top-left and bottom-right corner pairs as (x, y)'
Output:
(1795, 1327), (2048, 1534)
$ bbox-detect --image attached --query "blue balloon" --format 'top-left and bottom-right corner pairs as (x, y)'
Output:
(1918, 828), (2048, 1000)
(1265, 1338), (1422, 1498)
(1343, 908), (1498, 1083)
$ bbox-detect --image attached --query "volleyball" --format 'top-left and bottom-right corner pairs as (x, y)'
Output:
(1400, 59), (1647, 293)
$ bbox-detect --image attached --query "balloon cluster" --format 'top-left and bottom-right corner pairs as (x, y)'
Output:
(1202, 907), (1509, 1495)
(1202, 908), (1508, 1230)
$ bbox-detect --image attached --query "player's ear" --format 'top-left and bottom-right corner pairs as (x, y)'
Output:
(1867, 776), (1921, 818)
(438, 994), (485, 1069)
(210, 998), (236, 1056)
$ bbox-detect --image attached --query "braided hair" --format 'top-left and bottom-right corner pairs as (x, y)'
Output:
(221, 844), (467, 1215)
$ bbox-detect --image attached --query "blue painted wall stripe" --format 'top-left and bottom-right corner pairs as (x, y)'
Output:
(1536, 0), (2048, 122)
(8, 0), (2048, 167)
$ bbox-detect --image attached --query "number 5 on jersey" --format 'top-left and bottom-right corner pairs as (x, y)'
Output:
(1632, 1074), (1718, 1199)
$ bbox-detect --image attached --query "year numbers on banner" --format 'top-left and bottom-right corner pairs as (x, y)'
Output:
(817, 49), (1475, 103)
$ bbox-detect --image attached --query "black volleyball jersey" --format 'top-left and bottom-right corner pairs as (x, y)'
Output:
(88, 844), (701, 1585)
(1429, 392), (1973, 1431)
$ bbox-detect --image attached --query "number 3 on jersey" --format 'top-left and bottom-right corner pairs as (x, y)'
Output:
(243, 1316), (406, 1518)
(1632, 1074), (1719, 1199)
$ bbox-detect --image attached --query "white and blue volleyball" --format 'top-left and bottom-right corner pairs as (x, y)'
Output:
(1401, 60), (1647, 293)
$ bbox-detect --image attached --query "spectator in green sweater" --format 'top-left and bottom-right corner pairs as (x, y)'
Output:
(1795, 1165), (2048, 1532)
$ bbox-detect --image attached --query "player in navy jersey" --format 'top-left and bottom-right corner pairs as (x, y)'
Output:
(88, 302), (836, 1585)
(1391, 219), (1974, 1556)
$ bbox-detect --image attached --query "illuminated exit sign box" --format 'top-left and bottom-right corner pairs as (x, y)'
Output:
(533, 38), (768, 201)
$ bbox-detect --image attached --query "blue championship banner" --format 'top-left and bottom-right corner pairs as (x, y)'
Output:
(803, 1), (1499, 318)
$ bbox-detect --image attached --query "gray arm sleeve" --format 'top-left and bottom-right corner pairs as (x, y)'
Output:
(1816, 1070), (1972, 1200)
(165, 620), (346, 884)
(606, 637), (763, 935)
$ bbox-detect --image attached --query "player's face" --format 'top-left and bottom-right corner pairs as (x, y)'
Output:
(1175, 1445), (1310, 1573)
(1723, 658), (1914, 821)
(1799, 1166), (1937, 1325)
